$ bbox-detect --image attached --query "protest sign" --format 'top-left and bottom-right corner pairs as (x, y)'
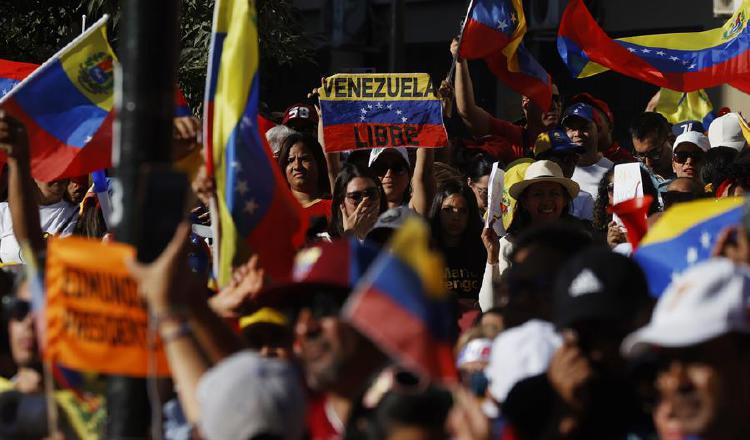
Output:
(612, 162), (644, 226)
(485, 161), (505, 237)
(44, 236), (170, 377)
(318, 73), (448, 152)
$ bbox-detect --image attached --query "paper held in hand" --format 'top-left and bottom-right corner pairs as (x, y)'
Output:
(485, 161), (505, 237)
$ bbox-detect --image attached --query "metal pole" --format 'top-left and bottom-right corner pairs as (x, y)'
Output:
(389, 0), (405, 72)
(109, 0), (179, 437)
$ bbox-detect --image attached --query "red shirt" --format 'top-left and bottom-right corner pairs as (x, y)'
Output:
(603, 141), (636, 165)
(306, 394), (342, 440)
(303, 198), (333, 222)
(480, 117), (532, 164)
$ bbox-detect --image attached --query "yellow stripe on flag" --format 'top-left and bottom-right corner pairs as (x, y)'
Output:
(640, 197), (744, 246)
(60, 23), (116, 112)
(388, 218), (446, 299)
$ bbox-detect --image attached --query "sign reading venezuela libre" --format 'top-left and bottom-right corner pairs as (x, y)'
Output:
(319, 73), (448, 152)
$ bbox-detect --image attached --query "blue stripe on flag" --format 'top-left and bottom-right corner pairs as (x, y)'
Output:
(320, 100), (443, 126)
(14, 60), (108, 148)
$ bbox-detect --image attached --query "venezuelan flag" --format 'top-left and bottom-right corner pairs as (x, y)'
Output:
(634, 197), (743, 297)
(459, 0), (552, 110)
(344, 218), (457, 382)
(318, 73), (448, 152)
(655, 88), (716, 129)
(558, 0), (750, 93)
(205, 0), (306, 285)
(0, 59), (38, 99)
(0, 16), (115, 182)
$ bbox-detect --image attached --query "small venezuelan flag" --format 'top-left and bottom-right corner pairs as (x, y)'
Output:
(558, 0), (750, 93)
(344, 217), (457, 383)
(0, 16), (115, 182)
(634, 197), (744, 297)
(459, 0), (552, 110)
(205, 0), (306, 285)
(318, 73), (447, 152)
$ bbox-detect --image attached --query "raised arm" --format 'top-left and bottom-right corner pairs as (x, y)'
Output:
(408, 147), (436, 215)
(0, 112), (44, 262)
(451, 38), (492, 137)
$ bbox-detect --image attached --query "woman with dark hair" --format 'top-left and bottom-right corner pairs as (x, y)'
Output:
(463, 152), (495, 218)
(329, 163), (387, 240)
(277, 132), (332, 223)
(593, 165), (661, 248)
(368, 147), (436, 216)
(429, 180), (486, 329)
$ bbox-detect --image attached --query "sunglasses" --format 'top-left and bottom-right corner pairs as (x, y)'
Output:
(673, 150), (704, 164)
(345, 187), (379, 204)
(634, 147), (663, 162)
(372, 161), (408, 177)
(3, 296), (31, 321)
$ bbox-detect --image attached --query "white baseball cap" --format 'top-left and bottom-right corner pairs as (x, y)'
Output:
(197, 350), (306, 440)
(485, 320), (561, 403)
(368, 147), (410, 168)
(622, 258), (750, 357)
(708, 113), (747, 151)
(672, 130), (710, 152)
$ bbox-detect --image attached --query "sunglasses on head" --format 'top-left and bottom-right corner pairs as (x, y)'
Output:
(3, 296), (30, 321)
(673, 150), (704, 164)
(372, 161), (408, 177)
(346, 187), (379, 204)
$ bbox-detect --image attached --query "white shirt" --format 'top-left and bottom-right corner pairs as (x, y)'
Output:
(570, 189), (595, 221)
(572, 157), (613, 201)
(0, 201), (78, 264)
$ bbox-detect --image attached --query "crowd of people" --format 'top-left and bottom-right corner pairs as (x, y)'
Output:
(0, 31), (749, 440)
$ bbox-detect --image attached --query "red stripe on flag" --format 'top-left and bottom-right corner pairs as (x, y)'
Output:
(459, 19), (514, 60)
(347, 286), (458, 383)
(2, 99), (112, 182)
(322, 123), (447, 153)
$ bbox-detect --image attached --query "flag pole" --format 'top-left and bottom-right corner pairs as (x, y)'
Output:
(0, 15), (110, 106)
(203, 0), (222, 284)
(447, 0), (475, 84)
(43, 360), (60, 438)
(82, 14), (87, 33)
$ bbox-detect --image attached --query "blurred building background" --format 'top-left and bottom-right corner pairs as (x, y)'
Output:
(279, 0), (748, 143)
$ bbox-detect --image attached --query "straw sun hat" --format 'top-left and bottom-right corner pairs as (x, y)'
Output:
(508, 160), (579, 199)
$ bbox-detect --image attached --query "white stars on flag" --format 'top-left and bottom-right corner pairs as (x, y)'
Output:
(497, 20), (509, 31)
(669, 56), (679, 62)
(401, 116), (408, 123)
(395, 109), (402, 115)
(231, 161), (243, 171)
(376, 102), (383, 108)
(244, 199), (259, 215)
(235, 180), (249, 195)
(700, 231), (712, 250)
(84, 135), (93, 143)
(688, 64), (697, 70)
(641, 48), (651, 54)
(387, 104), (393, 110)
(627, 47), (637, 53)
(686, 247), (698, 264)
(367, 104), (373, 109)
(361, 108), (368, 114)
(655, 50), (666, 56)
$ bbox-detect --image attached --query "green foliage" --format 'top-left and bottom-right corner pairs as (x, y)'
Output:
(0, 0), (314, 113)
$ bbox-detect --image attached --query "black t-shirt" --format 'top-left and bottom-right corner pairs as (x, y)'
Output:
(441, 241), (486, 303)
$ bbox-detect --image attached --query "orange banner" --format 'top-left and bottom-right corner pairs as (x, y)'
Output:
(44, 236), (170, 377)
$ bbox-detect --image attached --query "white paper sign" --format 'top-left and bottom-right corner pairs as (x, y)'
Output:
(485, 162), (505, 236)
(612, 163), (644, 226)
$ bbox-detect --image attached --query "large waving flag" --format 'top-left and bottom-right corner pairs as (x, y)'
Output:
(0, 59), (38, 99)
(654, 88), (716, 129)
(205, 0), (306, 285)
(558, 0), (750, 93)
(318, 73), (448, 152)
(344, 217), (457, 383)
(0, 16), (115, 182)
(634, 197), (743, 297)
(459, 0), (552, 110)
